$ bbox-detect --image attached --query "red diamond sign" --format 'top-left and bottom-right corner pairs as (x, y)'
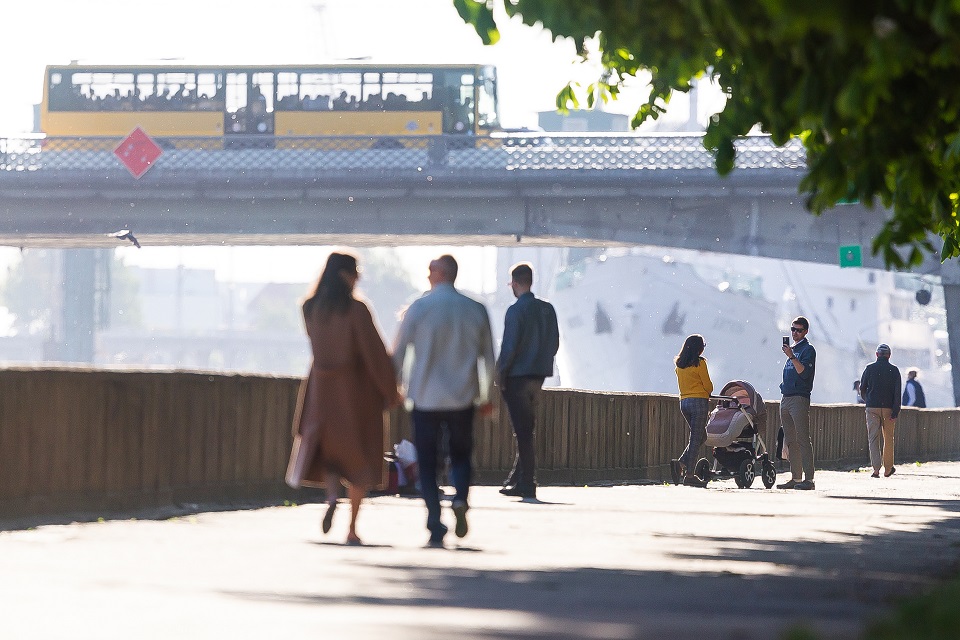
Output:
(114, 127), (163, 179)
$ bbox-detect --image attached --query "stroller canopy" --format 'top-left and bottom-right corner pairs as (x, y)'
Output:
(718, 380), (766, 417)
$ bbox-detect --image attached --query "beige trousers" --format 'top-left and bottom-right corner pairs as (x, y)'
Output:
(865, 407), (896, 473)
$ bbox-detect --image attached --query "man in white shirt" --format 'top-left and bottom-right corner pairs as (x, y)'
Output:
(393, 255), (495, 547)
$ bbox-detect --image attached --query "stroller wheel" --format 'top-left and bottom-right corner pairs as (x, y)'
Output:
(735, 459), (756, 489)
(761, 458), (777, 489)
(694, 458), (712, 483)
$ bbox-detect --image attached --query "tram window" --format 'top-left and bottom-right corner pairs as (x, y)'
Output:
(361, 72), (383, 110)
(298, 73), (337, 110)
(152, 73), (196, 110)
(277, 72), (300, 109)
(329, 73), (361, 110)
(477, 66), (499, 128)
(196, 72), (221, 111)
(380, 72), (433, 109)
(136, 73), (156, 105)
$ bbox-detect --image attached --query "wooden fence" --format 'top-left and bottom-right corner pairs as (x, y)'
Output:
(0, 367), (957, 519)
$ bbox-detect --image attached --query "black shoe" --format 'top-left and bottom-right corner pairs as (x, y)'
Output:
(682, 476), (707, 488)
(321, 501), (336, 534)
(501, 485), (536, 499)
(452, 501), (469, 538)
(427, 524), (448, 548)
(499, 486), (516, 495)
(793, 479), (816, 490)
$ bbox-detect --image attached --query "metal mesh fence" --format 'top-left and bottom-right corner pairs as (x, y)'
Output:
(0, 133), (805, 175)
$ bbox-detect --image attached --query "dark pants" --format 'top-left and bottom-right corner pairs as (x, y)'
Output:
(412, 407), (475, 539)
(501, 376), (544, 490)
(679, 397), (709, 472)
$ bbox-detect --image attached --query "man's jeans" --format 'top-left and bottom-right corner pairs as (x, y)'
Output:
(501, 376), (544, 490)
(412, 407), (475, 539)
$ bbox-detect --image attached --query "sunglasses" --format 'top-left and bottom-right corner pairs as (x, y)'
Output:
(790, 327), (805, 333)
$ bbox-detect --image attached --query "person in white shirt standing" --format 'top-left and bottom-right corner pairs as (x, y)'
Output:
(393, 254), (496, 547)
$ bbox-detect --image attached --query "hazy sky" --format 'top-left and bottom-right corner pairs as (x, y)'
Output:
(0, 0), (661, 133)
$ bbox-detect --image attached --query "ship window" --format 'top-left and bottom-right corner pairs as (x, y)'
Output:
(594, 302), (613, 334)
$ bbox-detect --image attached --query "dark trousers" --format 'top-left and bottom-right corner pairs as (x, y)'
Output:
(412, 407), (475, 538)
(501, 376), (544, 490)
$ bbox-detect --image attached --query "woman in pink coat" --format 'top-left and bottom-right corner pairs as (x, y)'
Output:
(286, 252), (400, 544)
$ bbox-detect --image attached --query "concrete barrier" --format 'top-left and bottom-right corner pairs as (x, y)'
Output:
(0, 368), (957, 518)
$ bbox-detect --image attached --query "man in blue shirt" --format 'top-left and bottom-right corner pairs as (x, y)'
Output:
(496, 263), (560, 500)
(777, 316), (817, 490)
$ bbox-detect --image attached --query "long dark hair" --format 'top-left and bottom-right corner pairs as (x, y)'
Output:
(303, 252), (358, 319)
(674, 334), (705, 369)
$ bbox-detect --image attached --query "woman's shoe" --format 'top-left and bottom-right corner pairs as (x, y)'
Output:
(322, 501), (336, 534)
(885, 466), (896, 477)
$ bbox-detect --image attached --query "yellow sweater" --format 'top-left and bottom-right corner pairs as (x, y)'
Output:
(676, 359), (714, 399)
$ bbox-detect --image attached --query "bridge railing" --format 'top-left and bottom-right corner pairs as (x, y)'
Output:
(0, 367), (956, 520)
(0, 133), (805, 175)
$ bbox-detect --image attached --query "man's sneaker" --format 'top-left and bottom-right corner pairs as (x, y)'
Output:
(452, 500), (469, 538)
(500, 485), (537, 499)
(776, 479), (799, 489)
(427, 524), (448, 548)
(793, 479), (816, 490)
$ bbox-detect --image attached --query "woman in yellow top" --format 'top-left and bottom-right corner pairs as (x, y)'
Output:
(674, 334), (713, 487)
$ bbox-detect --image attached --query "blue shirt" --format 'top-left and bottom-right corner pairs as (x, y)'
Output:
(497, 292), (560, 380)
(780, 337), (816, 398)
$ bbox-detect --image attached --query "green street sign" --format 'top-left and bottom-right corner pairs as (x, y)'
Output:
(839, 245), (862, 268)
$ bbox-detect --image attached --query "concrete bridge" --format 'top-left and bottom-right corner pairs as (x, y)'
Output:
(0, 133), (896, 268)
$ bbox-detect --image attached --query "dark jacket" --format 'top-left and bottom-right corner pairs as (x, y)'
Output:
(497, 292), (560, 379)
(903, 378), (927, 408)
(780, 338), (816, 398)
(860, 358), (902, 418)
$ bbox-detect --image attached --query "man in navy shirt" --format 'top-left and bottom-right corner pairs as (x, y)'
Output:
(777, 316), (817, 490)
(860, 343), (902, 478)
(496, 262), (560, 499)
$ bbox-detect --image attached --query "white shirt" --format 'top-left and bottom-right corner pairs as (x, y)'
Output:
(393, 283), (495, 411)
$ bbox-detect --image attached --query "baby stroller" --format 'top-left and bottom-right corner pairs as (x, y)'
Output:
(692, 380), (777, 489)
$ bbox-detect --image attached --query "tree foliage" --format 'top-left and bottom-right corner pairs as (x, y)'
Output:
(455, 0), (960, 267)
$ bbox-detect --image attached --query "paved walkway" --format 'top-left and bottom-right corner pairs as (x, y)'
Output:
(3, 462), (960, 639)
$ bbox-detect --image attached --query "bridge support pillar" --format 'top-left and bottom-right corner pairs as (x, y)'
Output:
(54, 249), (110, 364)
(942, 258), (960, 406)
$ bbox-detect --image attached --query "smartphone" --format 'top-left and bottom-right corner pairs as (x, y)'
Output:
(782, 336), (790, 347)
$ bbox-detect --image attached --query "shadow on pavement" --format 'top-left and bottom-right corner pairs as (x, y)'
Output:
(218, 493), (960, 640)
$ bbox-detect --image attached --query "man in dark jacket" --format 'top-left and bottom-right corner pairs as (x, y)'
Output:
(902, 369), (927, 408)
(496, 262), (560, 499)
(860, 343), (902, 478)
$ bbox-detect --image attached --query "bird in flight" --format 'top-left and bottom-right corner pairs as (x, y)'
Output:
(110, 229), (141, 248)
